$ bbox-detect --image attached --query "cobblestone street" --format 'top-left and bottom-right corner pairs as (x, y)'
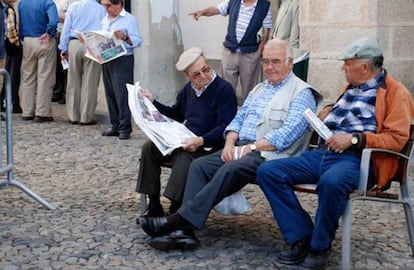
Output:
(0, 103), (414, 269)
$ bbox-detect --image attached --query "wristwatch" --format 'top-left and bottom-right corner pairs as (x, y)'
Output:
(351, 133), (359, 146)
(249, 143), (257, 151)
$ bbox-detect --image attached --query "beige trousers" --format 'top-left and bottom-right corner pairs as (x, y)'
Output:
(20, 37), (56, 117)
(66, 40), (101, 123)
(221, 47), (261, 99)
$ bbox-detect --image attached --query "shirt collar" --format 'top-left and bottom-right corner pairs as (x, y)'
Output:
(191, 70), (217, 97)
(352, 70), (385, 91)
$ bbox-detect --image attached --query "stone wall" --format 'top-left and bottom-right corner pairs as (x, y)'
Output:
(300, 0), (414, 102)
(126, 0), (414, 107)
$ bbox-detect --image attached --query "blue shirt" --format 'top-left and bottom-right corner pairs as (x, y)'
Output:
(324, 70), (384, 136)
(18, 0), (59, 38)
(225, 72), (317, 152)
(101, 9), (142, 55)
(58, 0), (106, 52)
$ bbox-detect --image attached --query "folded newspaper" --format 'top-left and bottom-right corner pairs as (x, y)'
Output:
(76, 30), (126, 64)
(303, 108), (333, 140)
(127, 82), (197, 156)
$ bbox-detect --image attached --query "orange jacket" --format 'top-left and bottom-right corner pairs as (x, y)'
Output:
(341, 71), (414, 190)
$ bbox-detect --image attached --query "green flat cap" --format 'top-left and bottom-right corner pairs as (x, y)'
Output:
(175, 47), (203, 71)
(339, 37), (382, 60)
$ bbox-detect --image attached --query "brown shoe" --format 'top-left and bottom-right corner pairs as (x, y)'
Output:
(34, 116), (54, 123)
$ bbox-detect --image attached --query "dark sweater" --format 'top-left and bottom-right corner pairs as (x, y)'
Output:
(223, 0), (271, 53)
(153, 76), (237, 148)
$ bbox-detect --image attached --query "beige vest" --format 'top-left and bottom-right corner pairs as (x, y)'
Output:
(253, 74), (322, 160)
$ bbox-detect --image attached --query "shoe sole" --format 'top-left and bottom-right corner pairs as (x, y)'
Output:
(148, 236), (200, 251)
(277, 252), (308, 265)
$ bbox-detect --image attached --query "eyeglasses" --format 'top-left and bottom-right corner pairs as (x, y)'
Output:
(261, 58), (287, 67)
(189, 66), (211, 78)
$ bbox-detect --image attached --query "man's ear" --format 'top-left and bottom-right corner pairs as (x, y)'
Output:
(182, 71), (190, 80)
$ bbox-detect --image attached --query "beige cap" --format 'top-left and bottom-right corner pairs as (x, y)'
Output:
(175, 47), (203, 71)
(339, 37), (383, 60)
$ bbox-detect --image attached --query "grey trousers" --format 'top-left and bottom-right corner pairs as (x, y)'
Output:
(178, 149), (264, 229)
(136, 140), (213, 202)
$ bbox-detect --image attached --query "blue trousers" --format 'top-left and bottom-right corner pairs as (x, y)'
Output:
(257, 149), (360, 250)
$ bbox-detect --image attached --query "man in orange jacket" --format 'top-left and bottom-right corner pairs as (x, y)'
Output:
(256, 36), (414, 269)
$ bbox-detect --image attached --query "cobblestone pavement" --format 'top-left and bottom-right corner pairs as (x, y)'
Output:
(1, 103), (414, 270)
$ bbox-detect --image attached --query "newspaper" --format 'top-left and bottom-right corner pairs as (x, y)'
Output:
(127, 82), (197, 156)
(76, 30), (126, 64)
(303, 108), (333, 140)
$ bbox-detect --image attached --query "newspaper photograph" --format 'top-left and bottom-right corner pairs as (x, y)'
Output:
(127, 82), (197, 156)
(76, 30), (126, 64)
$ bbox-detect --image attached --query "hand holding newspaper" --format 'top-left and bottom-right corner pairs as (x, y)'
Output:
(76, 30), (126, 64)
(127, 82), (197, 156)
(303, 108), (333, 140)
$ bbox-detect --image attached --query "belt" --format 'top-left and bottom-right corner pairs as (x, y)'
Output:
(69, 37), (78, 41)
(317, 145), (361, 156)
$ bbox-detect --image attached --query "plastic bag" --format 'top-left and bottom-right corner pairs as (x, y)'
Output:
(214, 191), (251, 215)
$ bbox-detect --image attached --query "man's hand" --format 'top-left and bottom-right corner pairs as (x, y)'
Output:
(39, 33), (50, 48)
(140, 88), (155, 102)
(60, 51), (68, 61)
(189, 10), (203, 21)
(318, 105), (332, 121)
(326, 133), (353, 153)
(182, 137), (204, 152)
(221, 144), (236, 162)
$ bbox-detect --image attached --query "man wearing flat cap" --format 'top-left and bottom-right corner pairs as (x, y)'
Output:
(255, 36), (414, 269)
(140, 39), (322, 250)
(136, 47), (237, 218)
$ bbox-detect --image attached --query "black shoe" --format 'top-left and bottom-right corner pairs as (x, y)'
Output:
(148, 229), (199, 251)
(33, 116), (54, 123)
(277, 237), (310, 265)
(102, 129), (119, 136)
(12, 107), (22, 114)
(139, 216), (173, 237)
(301, 247), (331, 269)
(22, 116), (35, 121)
(118, 133), (130, 140)
(142, 204), (165, 218)
(0, 114), (5, 121)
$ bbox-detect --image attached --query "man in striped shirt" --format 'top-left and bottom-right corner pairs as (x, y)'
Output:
(190, 0), (272, 99)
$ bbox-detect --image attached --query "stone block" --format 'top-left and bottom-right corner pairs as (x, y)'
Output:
(386, 60), (414, 95)
(301, 27), (379, 59)
(391, 26), (414, 60)
(377, 0), (414, 24)
(307, 60), (345, 103)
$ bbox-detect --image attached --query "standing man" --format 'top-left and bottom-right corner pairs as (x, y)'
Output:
(271, 0), (299, 48)
(1, 0), (22, 115)
(137, 47), (237, 217)
(256, 37), (414, 269)
(139, 39), (322, 251)
(59, 0), (106, 125)
(189, 0), (272, 99)
(18, 0), (59, 122)
(52, 0), (80, 104)
(100, 0), (142, 140)
(0, 1), (7, 120)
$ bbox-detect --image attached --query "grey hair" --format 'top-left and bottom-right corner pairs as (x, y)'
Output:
(265, 39), (294, 64)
